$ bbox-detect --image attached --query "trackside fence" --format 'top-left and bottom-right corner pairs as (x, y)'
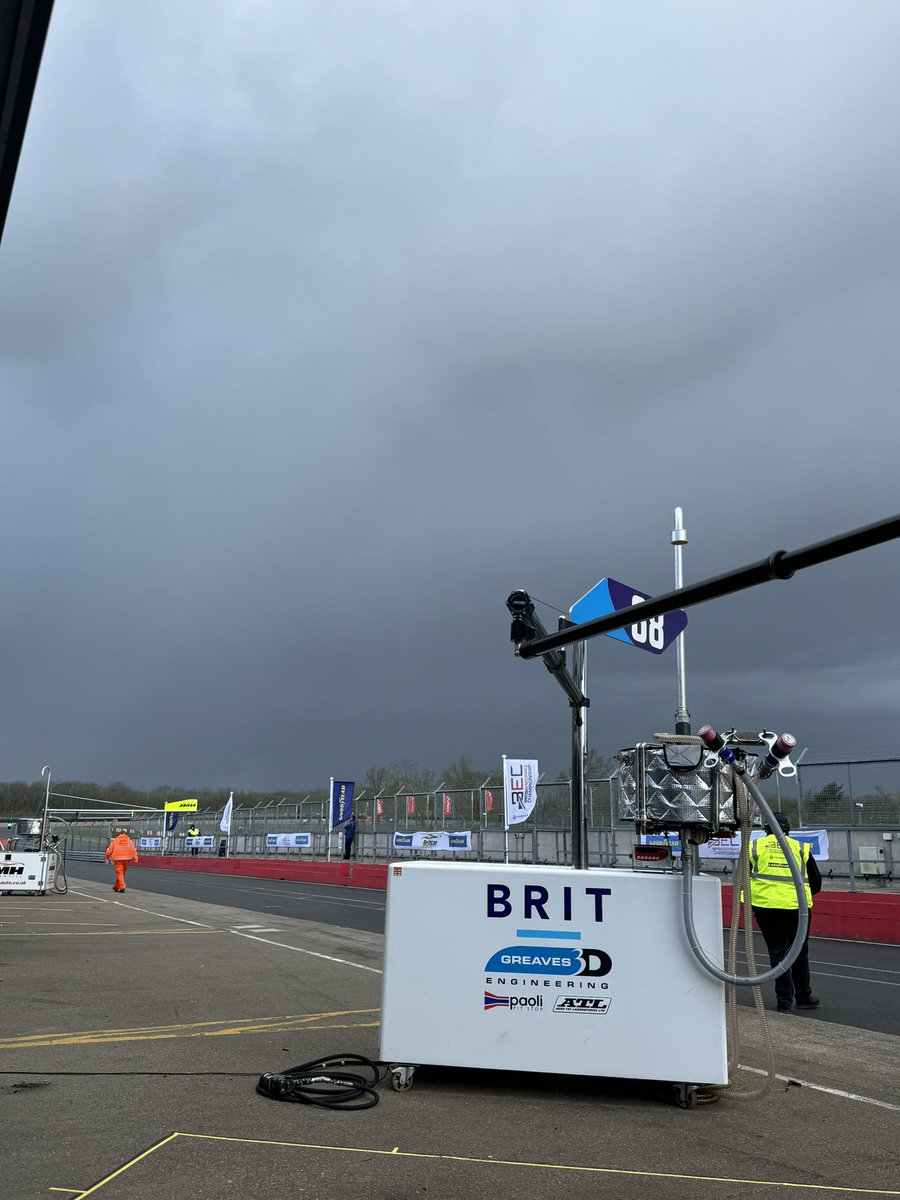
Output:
(34, 764), (898, 889)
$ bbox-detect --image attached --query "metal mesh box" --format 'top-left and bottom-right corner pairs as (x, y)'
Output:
(616, 742), (735, 831)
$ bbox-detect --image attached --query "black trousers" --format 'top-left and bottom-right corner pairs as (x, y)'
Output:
(752, 907), (813, 1005)
(343, 840), (353, 861)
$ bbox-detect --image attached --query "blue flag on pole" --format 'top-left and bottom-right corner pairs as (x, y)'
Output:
(165, 813), (180, 832)
(329, 779), (355, 830)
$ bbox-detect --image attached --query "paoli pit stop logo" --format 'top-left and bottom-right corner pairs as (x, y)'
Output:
(484, 992), (544, 1012)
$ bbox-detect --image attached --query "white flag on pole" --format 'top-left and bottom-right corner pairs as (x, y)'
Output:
(503, 759), (538, 825)
(220, 791), (234, 833)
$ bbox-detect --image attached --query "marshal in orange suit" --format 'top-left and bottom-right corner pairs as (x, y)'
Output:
(104, 830), (139, 892)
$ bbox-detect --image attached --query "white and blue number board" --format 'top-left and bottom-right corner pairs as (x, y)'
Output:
(570, 577), (687, 655)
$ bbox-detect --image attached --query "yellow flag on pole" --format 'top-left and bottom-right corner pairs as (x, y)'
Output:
(164, 798), (199, 812)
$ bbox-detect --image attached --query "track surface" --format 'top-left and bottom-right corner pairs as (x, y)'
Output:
(69, 859), (900, 1036)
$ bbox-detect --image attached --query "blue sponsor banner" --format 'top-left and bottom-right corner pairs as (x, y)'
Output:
(266, 833), (312, 849)
(329, 779), (355, 830)
(165, 813), (180, 832)
(642, 830), (829, 861)
(392, 831), (472, 852)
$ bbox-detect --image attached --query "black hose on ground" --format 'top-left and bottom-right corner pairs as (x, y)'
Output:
(256, 1052), (385, 1109)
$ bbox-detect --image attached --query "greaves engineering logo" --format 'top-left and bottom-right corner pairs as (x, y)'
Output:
(482, 881), (613, 1012)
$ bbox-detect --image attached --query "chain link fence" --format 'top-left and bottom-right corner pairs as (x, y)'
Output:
(15, 761), (898, 887)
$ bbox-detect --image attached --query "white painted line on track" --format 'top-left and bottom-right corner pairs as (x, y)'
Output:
(111, 900), (212, 928)
(811, 960), (900, 975)
(812, 971), (900, 988)
(68, 887), (212, 928)
(734, 953), (900, 986)
(739, 1065), (900, 1112)
(231, 930), (382, 974)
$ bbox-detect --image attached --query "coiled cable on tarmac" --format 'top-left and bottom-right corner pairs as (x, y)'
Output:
(256, 1053), (385, 1109)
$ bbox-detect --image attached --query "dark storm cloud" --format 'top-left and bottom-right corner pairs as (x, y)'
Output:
(0, 1), (898, 791)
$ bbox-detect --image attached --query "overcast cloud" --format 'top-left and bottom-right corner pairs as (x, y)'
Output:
(1, 1), (898, 791)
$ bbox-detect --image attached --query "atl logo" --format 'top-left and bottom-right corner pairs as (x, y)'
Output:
(553, 997), (611, 1015)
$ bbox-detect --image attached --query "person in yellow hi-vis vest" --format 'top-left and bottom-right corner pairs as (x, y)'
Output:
(750, 812), (822, 1012)
(105, 828), (139, 893)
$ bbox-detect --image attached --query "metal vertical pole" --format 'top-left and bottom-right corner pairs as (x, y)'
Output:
(502, 756), (509, 864)
(571, 637), (588, 870)
(40, 765), (52, 848)
(795, 751), (806, 827)
(327, 777), (333, 862)
(374, 787), (384, 841)
(479, 775), (491, 833)
(672, 507), (691, 735)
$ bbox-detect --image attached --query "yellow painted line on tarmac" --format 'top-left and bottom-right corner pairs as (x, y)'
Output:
(47, 1189), (84, 1194)
(76, 1132), (181, 1198)
(74, 1131), (900, 1197)
(0, 1009), (380, 1050)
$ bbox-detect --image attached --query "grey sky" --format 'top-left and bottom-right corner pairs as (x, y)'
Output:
(1, 1), (898, 790)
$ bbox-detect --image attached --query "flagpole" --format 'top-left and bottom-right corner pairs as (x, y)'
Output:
(327, 777), (333, 862)
(435, 780), (446, 830)
(479, 775), (491, 832)
(502, 755), (509, 864)
(220, 790), (234, 858)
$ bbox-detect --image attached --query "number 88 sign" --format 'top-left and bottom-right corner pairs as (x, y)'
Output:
(569, 577), (688, 655)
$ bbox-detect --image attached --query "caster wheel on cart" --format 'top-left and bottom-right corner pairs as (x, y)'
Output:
(390, 1066), (416, 1092)
(674, 1084), (699, 1109)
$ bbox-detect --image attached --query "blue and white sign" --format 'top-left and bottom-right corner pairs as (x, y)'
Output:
(393, 831), (472, 852)
(266, 832), (312, 849)
(139, 837), (162, 849)
(329, 779), (355, 830)
(184, 836), (215, 849)
(570, 577), (687, 654)
(641, 829), (829, 861)
(750, 828), (829, 861)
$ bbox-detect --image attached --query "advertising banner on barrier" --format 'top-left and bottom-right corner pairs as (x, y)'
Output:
(640, 829), (829, 861)
(265, 833), (312, 849)
(392, 831), (472, 852)
(503, 758), (538, 825)
(185, 836), (215, 849)
(139, 837), (162, 849)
